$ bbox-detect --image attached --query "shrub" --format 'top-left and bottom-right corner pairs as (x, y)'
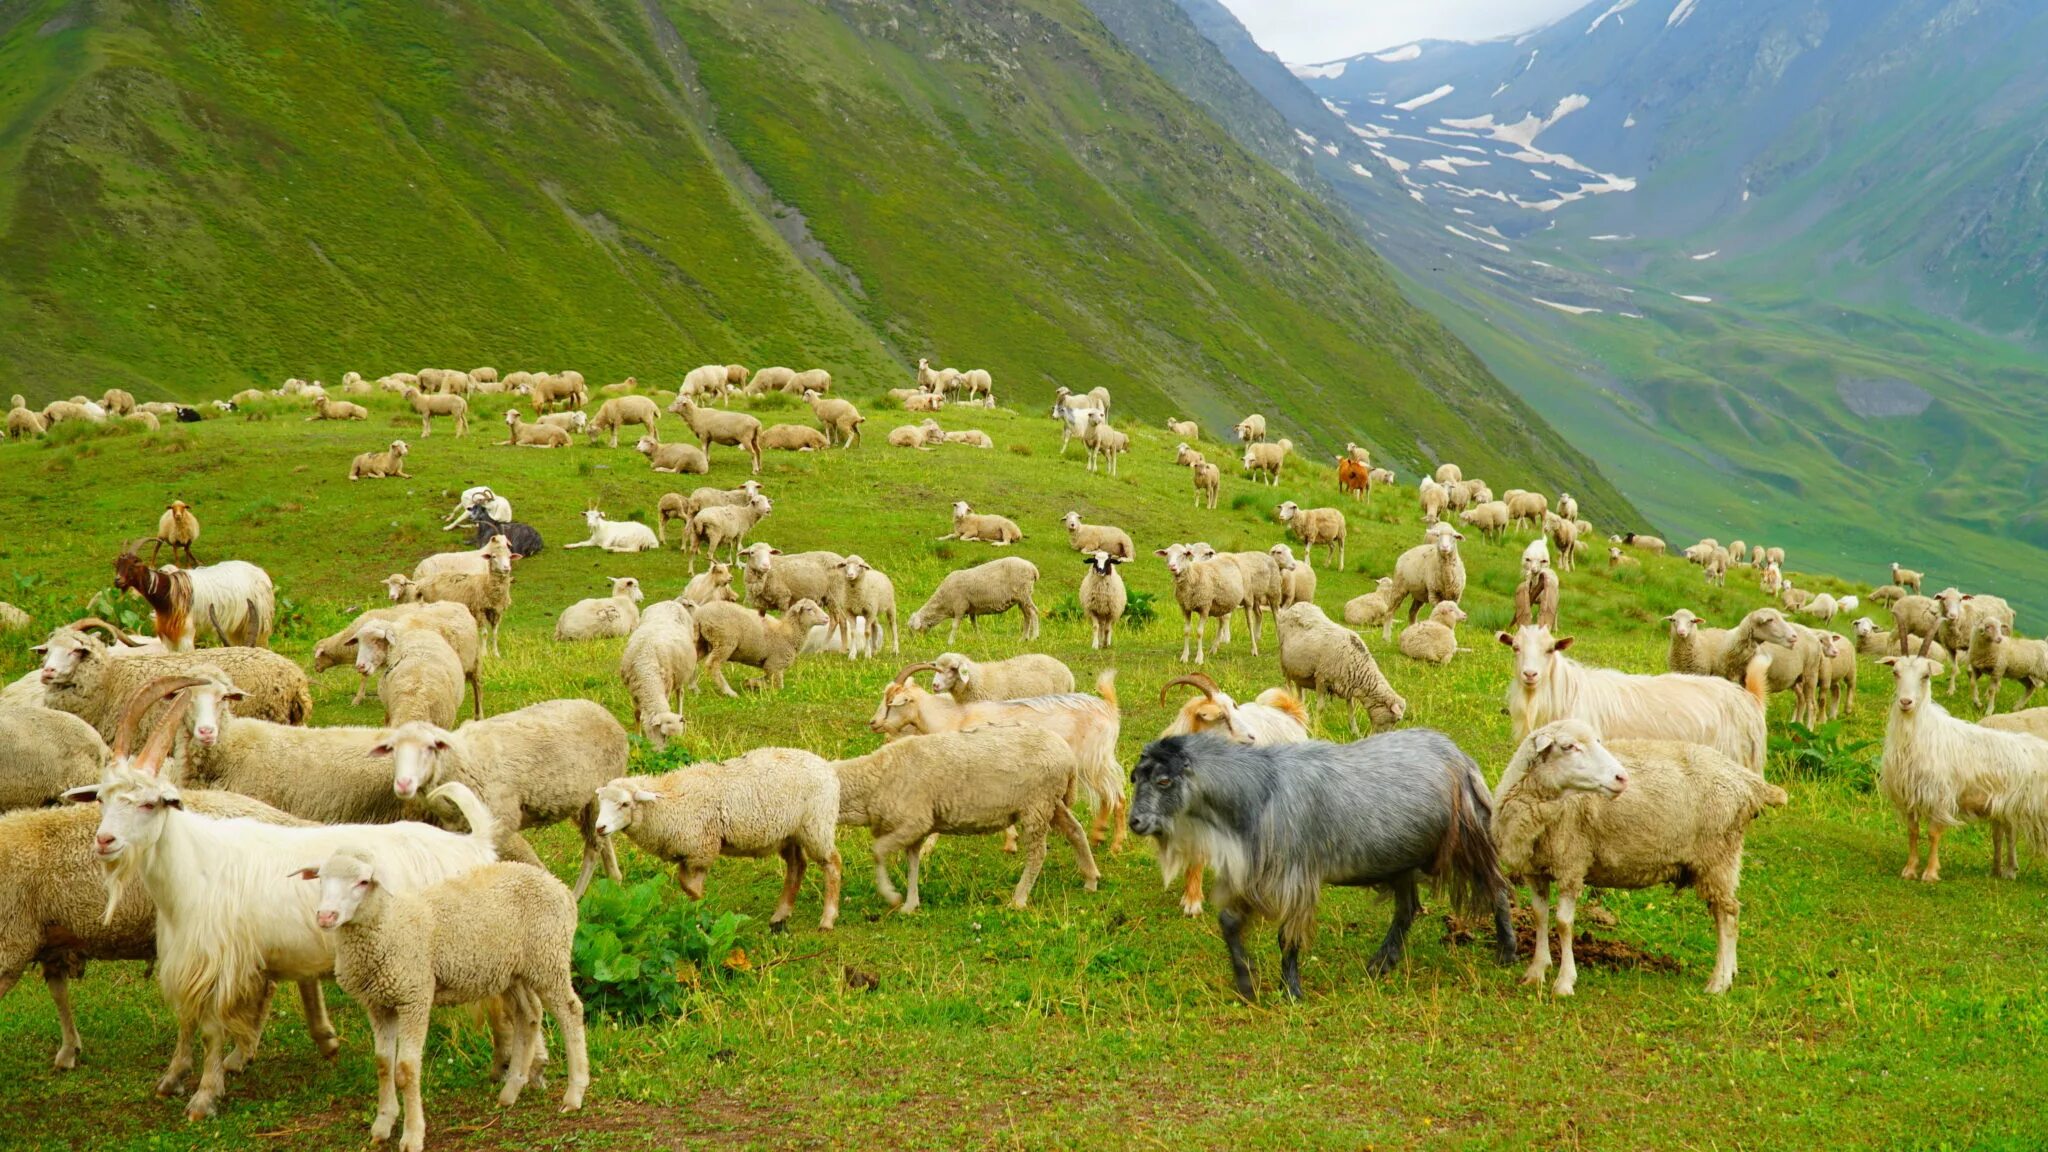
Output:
(1046, 588), (1155, 629)
(573, 878), (751, 1022)
(1770, 720), (1877, 790)
(84, 588), (152, 636)
(1008, 443), (1032, 457)
(1228, 492), (1260, 513)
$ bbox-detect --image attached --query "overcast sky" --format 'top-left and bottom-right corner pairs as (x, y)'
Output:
(1219, 0), (1591, 61)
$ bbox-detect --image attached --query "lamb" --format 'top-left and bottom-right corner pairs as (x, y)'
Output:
(668, 396), (762, 473)
(1167, 418), (1200, 440)
(313, 603), (482, 717)
(350, 439), (411, 480)
(1081, 411), (1130, 475)
(940, 500), (1024, 545)
(1663, 609), (1736, 676)
(587, 395), (661, 447)
(1270, 544), (1317, 608)
(1382, 522), (1467, 640)
(1459, 500), (1509, 544)
(802, 389), (864, 447)
(678, 561), (737, 606)
(501, 409), (570, 448)
(1979, 621), (2048, 715)
(354, 621), (466, 729)
(306, 396), (367, 421)
(6, 395), (46, 438)
(1242, 438), (1291, 486)
(691, 599), (829, 696)
(1500, 625), (1767, 772)
(1275, 501), (1346, 569)
(906, 557), (1040, 641)
(1398, 600), (1468, 665)
(736, 544), (845, 612)
(373, 701), (630, 897)
(410, 531), (517, 583)
(684, 493), (773, 570)
(565, 507), (659, 553)
(1492, 720), (1785, 995)
(1234, 413), (1266, 442)
(941, 428), (993, 448)
(1418, 477), (1450, 524)
(554, 577), (643, 641)
(1342, 577), (1400, 630)
(1152, 673), (1311, 914)
(926, 652), (1075, 702)
(0, 705), (108, 812)
(304, 851), (588, 1150)
(762, 423), (829, 451)
(1061, 511), (1134, 560)
(1611, 532), (1667, 554)
(823, 554), (899, 659)
(901, 391), (946, 413)
(594, 749), (842, 931)
(618, 602), (696, 748)
(1156, 543), (1246, 664)
(1078, 551), (1128, 650)
(1709, 608), (1820, 725)
(1880, 655), (2048, 881)
(1275, 602), (1407, 736)
(1814, 631), (1858, 721)
(0, 602), (31, 633)
(33, 629), (311, 746)
(112, 547), (274, 650)
(413, 541), (514, 656)
(833, 725), (1099, 911)
(403, 388), (468, 438)
(535, 409), (585, 434)
(1190, 459), (1221, 510)
(1892, 563), (1924, 594)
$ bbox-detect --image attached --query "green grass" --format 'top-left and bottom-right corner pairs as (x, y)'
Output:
(1, 393), (2043, 1150)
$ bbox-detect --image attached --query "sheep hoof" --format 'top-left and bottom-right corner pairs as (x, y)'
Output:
(184, 1098), (216, 1122)
(1899, 864), (1919, 880)
(1919, 870), (1940, 884)
(53, 1047), (79, 1071)
(1551, 979), (1576, 997)
(1180, 900), (1203, 917)
(769, 919), (788, 935)
(1519, 968), (1545, 986)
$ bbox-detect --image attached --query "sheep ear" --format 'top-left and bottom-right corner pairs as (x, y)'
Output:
(1553, 636), (1576, 651)
(1530, 732), (1556, 756)
(368, 742), (392, 757)
(30, 644), (48, 655)
(632, 789), (661, 803)
(290, 866), (321, 881)
(1878, 656), (1898, 667)
(62, 784), (102, 804)
(1495, 631), (1515, 647)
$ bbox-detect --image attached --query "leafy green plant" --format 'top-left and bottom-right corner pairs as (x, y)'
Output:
(84, 588), (151, 636)
(629, 737), (697, 774)
(1047, 587), (1155, 629)
(1229, 492), (1261, 513)
(572, 878), (751, 1022)
(1770, 720), (1879, 789)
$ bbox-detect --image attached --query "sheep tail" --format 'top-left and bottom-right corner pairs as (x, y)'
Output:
(1094, 668), (1118, 713)
(427, 782), (501, 850)
(1742, 655), (1771, 707)
(1433, 758), (1510, 923)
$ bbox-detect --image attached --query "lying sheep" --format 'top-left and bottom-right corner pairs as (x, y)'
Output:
(588, 395), (661, 447)
(536, 410), (587, 434)
(941, 500), (1023, 545)
(1383, 523), (1467, 640)
(1492, 720), (1785, 995)
(1342, 577), (1399, 631)
(306, 397), (368, 421)
(565, 508), (659, 554)
(888, 419), (944, 449)
(349, 440), (411, 481)
(927, 652), (1074, 702)
(619, 601), (695, 748)
(692, 599), (829, 696)
(594, 749), (842, 932)
(1061, 511), (1134, 561)
(761, 423), (828, 451)
(1611, 532), (1667, 554)
(555, 577), (643, 641)
(1276, 501), (1345, 569)
(354, 620), (466, 729)
(1398, 600), (1468, 665)
(1079, 551), (1128, 650)
(942, 429), (993, 448)
(637, 435), (708, 474)
(679, 562), (738, 606)
(502, 410), (570, 448)
(1275, 602), (1407, 735)
(1243, 439), (1291, 486)
(907, 557), (1040, 641)
(1167, 418), (1199, 440)
(668, 396), (762, 473)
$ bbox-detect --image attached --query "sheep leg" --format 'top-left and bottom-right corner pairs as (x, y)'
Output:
(530, 976), (589, 1112)
(817, 849), (843, 930)
(351, 668), (374, 706)
(1051, 802), (1100, 891)
(1900, 817), (1923, 880)
(44, 968), (81, 1070)
(1923, 824), (1946, 883)
(1218, 904), (1257, 1002)
(156, 1020), (196, 1096)
(1180, 860), (1207, 916)
(1704, 895), (1740, 995)
(367, 1006), (401, 1141)
(901, 835), (924, 913)
(1180, 608), (1194, 662)
(1369, 876), (1420, 976)
(297, 978), (339, 1058)
(397, 1007), (430, 1152)
(1009, 811), (1055, 909)
(870, 830), (919, 909)
(221, 982), (272, 1073)
(1022, 598), (1040, 640)
(495, 992), (536, 1106)
(1278, 930), (1303, 1001)
(470, 670), (485, 719)
(770, 842), (808, 933)
(947, 615), (961, 644)
(707, 641), (741, 698)
(1550, 886), (1579, 996)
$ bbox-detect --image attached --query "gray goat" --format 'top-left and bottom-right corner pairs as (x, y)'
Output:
(1128, 730), (1514, 1001)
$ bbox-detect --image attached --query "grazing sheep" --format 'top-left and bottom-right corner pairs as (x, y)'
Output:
(1275, 502), (1345, 569)
(7, 395), (47, 438)
(1383, 523), (1467, 640)
(1269, 544), (1317, 609)
(1274, 602), (1406, 736)
(683, 493), (773, 571)
(680, 364), (731, 404)
(761, 423), (828, 451)
(927, 652), (1075, 702)
(1663, 609), (1735, 677)
(1492, 720), (1785, 995)
(1979, 621), (2048, 715)
(1880, 655), (2048, 881)
(907, 557), (1041, 641)
(1500, 625), (1766, 772)
(1155, 543), (1246, 664)
(565, 508), (659, 554)
(802, 389), (864, 448)
(1168, 418), (1199, 440)
(1399, 600), (1468, 665)
(529, 372), (587, 411)
(661, 481), (763, 542)
(33, 630), (311, 746)
(555, 577), (644, 641)
(836, 725), (1101, 912)
(668, 396), (762, 473)
(1081, 411), (1129, 475)
(955, 368), (993, 404)
(1342, 577), (1400, 631)
(349, 440), (411, 480)
(825, 555), (899, 659)
(1611, 532), (1667, 555)
(619, 602), (696, 748)
(692, 599), (829, 696)
(1892, 563), (1924, 595)
(679, 562), (738, 606)
(1242, 438), (1291, 486)
(502, 410), (570, 447)
(1061, 511), (1135, 561)
(595, 749), (842, 932)
(1815, 631), (1858, 721)
(1870, 584), (1907, 606)
(313, 603), (482, 718)
(940, 500), (1023, 545)
(1418, 477), (1450, 524)
(354, 621), (465, 729)
(403, 388), (468, 438)
(745, 366), (795, 395)
(1234, 413), (1266, 442)
(40, 400), (102, 426)
(1506, 490), (1549, 532)
(1459, 500), (1509, 544)
(736, 545), (845, 612)
(1190, 460), (1221, 510)
(1335, 457), (1371, 502)
(306, 396), (367, 421)
(1128, 730), (1513, 1000)
(587, 395), (661, 447)
(1078, 551), (1128, 650)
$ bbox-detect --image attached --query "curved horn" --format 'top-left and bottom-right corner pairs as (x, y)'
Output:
(890, 662), (940, 688)
(66, 617), (126, 642)
(1158, 672), (1222, 705)
(112, 675), (212, 760)
(134, 694), (196, 778)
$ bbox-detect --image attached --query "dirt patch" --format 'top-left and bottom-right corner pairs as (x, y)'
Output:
(1441, 908), (1682, 973)
(1836, 376), (1931, 418)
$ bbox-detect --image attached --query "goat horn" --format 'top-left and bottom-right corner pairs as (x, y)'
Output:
(66, 617), (124, 641)
(1158, 673), (1222, 705)
(890, 662), (940, 687)
(111, 675), (212, 760)
(135, 694), (196, 778)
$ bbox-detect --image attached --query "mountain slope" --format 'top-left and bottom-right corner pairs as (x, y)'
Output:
(0, 0), (1636, 517)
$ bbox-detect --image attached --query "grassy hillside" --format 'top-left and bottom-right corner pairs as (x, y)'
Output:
(0, 0), (1637, 519)
(0, 393), (2042, 1150)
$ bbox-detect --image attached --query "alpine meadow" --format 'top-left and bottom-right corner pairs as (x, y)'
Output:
(1, 2), (2045, 1151)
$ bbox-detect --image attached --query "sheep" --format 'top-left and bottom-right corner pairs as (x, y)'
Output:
(927, 652), (1075, 702)
(1979, 621), (2048, 715)
(683, 493), (774, 571)
(501, 409), (570, 448)
(1556, 492), (1579, 523)
(1052, 385), (1109, 415)
(819, 554), (898, 660)
(1459, 500), (1509, 544)
(1982, 708), (2048, 740)
(1168, 417), (1199, 440)
(112, 547), (274, 651)
(1869, 584), (1907, 606)
(835, 725), (1098, 911)
(782, 368), (831, 395)
(1892, 563), (1924, 594)
(535, 409), (586, 434)
(354, 621), (465, 729)
(1343, 577), (1400, 631)
(741, 366), (792, 394)
(1129, 730), (1513, 1000)
(1933, 588), (2017, 695)
(1663, 608), (1735, 676)
(1760, 562), (1785, 596)
(1611, 532), (1667, 554)
(304, 851), (588, 1150)
(1702, 550), (1728, 587)
(1190, 459), (1221, 510)
(1506, 490), (1549, 532)
(1765, 546), (1786, 568)
(1061, 511), (1134, 560)
(1399, 600), (1468, 665)
(373, 701), (629, 896)
(313, 603), (482, 717)
(668, 396), (762, 472)
(1854, 615), (1951, 664)
(33, 629), (310, 746)
(941, 500), (1024, 545)
(1705, 608), (1820, 725)
(1492, 720), (1785, 995)
(736, 545), (845, 612)
(1275, 501), (1345, 569)
(529, 372), (587, 411)
(956, 368), (992, 404)
(1274, 602), (1407, 736)
(942, 429), (993, 447)
(1512, 538), (1559, 631)
(1078, 551), (1128, 650)
(1418, 476), (1450, 524)
(1335, 457), (1370, 502)
(1242, 438), (1291, 486)
(663, 480), (763, 540)
(565, 507), (659, 553)
(618, 602), (696, 748)
(761, 423), (828, 451)
(1234, 413), (1266, 442)
(1749, 544), (1766, 566)
(6, 394), (47, 438)
(554, 577), (643, 641)
(1155, 543), (1245, 664)
(1081, 411), (1129, 475)
(0, 705), (108, 812)
(306, 396), (367, 421)
(1815, 631), (1858, 721)
(440, 487), (512, 534)
(350, 439), (411, 480)
(691, 599), (828, 696)
(413, 542), (514, 656)
(902, 391), (946, 413)
(1383, 522), (1467, 640)
(802, 389), (864, 447)
(1890, 594), (1944, 657)
(1879, 654), (2048, 881)
(1544, 512), (1580, 571)
(0, 602), (31, 633)
(679, 561), (738, 606)
(40, 399), (102, 426)
(585, 394), (661, 447)
(402, 388), (468, 438)
(906, 557), (1041, 642)
(888, 419), (944, 448)
(1500, 625), (1767, 772)
(1269, 543), (1316, 608)
(595, 749), (842, 932)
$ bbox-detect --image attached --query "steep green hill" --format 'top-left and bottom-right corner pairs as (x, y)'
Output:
(0, 0), (1636, 519)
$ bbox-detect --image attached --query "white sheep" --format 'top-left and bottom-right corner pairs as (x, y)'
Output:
(762, 423), (829, 451)
(1492, 720), (1785, 995)
(926, 652), (1075, 702)
(827, 554), (899, 659)
(684, 493), (773, 571)
(941, 500), (1024, 545)
(315, 603), (482, 716)
(439, 486), (511, 534)
(1274, 602), (1407, 736)
(349, 439), (411, 480)
(1242, 438), (1291, 486)
(502, 409), (571, 447)
(619, 600), (695, 748)
(941, 428), (993, 448)
(1979, 620), (2048, 715)
(1081, 411), (1129, 475)
(403, 388), (469, 437)
(1190, 459), (1221, 510)
(1815, 630), (1857, 721)
(33, 629), (311, 746)
(1398, 600), (1468, 665)
(1663, 608), (1735, 677)
(554, 577), (643, 641)
(564, 507), (659, 553)
(1269, 543), (1316, 609)
(1342, 577), (1399, 631)
(737, 545), (845, 611)
(1234, 413), (1266, 442)
(1891, 563), (1924, 594)
(353, 621), (465, 729)
(1382, 522), (1467, 640)
(588, 394), (661, 447)
(0, 705), (108, 811)
(594, 748), (842, 931)
(668, 396), (763, 472)
(638, 435), (709, 474)
(1512, 538), (1559, 632)
(692, 599), (829, 696)
(1078, 551), (1128, 650)
(1459, 500), (1509, 544)
(906, 557), (1040, 641)
(1061, 511), (1135, 561)
(413, 545), (514, 657)
(1275, 501), (1345, 569)
(1167, 418), (1200, 440)
(1155, 543), (1245, 664)
(1417, 476), (1450, 524)
(679, 561), (738, 606)
(803, 389), (865, 447)
(1880, 655), (2048, 881)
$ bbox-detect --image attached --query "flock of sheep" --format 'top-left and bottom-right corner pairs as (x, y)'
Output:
(4, 357), (2047, 1150)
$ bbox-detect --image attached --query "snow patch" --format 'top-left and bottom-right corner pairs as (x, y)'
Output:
(1529, 260), (1554, 267)
(1442, 94), (1589, 149)
(1420, 155), (1492, 174)
(1374, 44), (1422, 63)
(1742, 187), (1751, 201)
(1690, 250), (1719, 261)
(1492, 83), (1509, 98)
(1590, 234), (1632, 241)
(1618, 312), (1645, 319)
(1396, 85), (1455, 111)
(1530, 169), (1554, 181)
(1623, 113), (1637, 128)
(1348, 162), (1375, 179)
(1674, 293), (1713, 303)
(1452, 207), (1475, 215)
(1667, 0), (1700, 27)
(1445, 225), (1511, 253)
(1479, 264), (1512, 277)
(1587, 0), (1638, 32)
(1322, 99), (1349, 118)
(1533, 298), (1601, 315)
(1289, 61), (1347, 80)
(1409, 189), (1427, 203)
(1322, 143), (1340, 156)
(1379, 153), (1412, 174)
